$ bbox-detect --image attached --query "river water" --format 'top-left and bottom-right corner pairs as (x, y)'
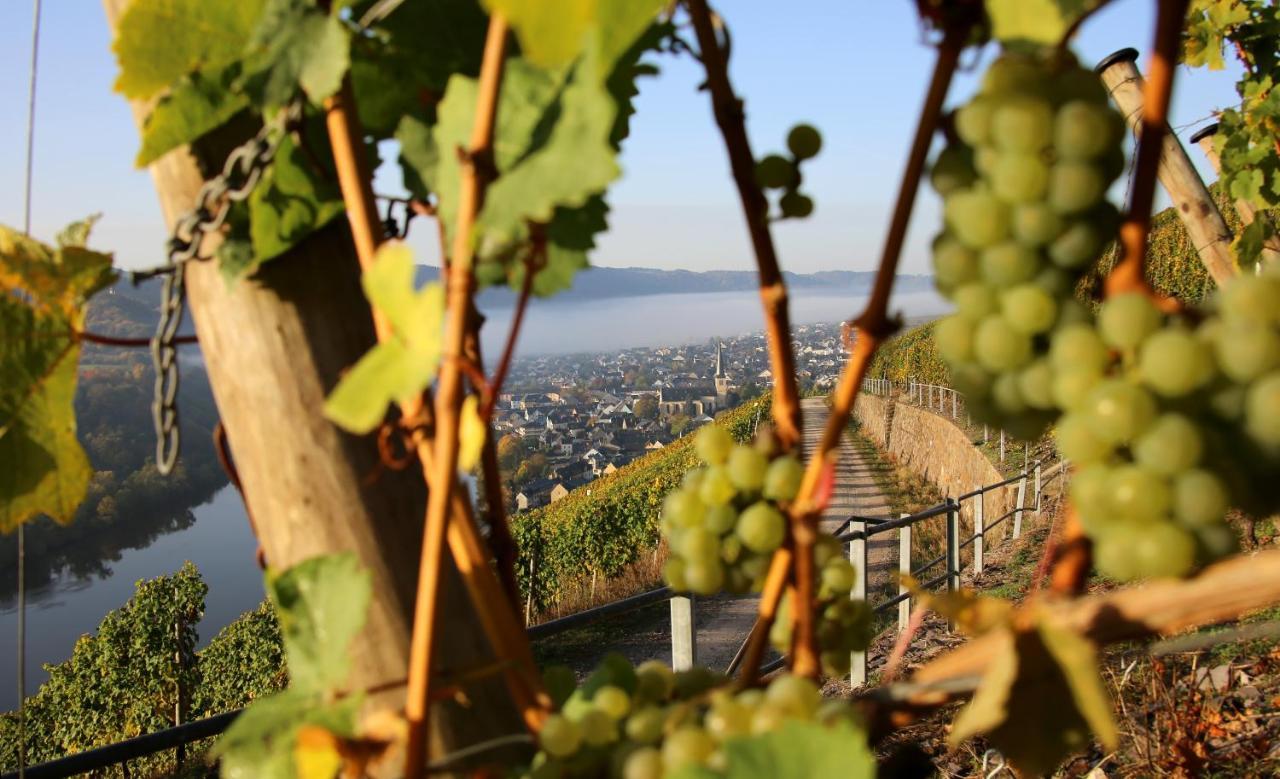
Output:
(0, 288), (948, 710)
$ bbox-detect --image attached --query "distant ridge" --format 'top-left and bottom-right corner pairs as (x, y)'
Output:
(414, 265), (934, 306)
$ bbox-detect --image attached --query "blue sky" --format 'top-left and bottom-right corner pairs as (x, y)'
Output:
(0, 1), (1243, 276)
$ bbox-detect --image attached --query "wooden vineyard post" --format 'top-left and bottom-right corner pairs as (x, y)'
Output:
(1096, 48), (1238, 284)
(101, 0), (522, 749)
(1189, 123), (1280, 268)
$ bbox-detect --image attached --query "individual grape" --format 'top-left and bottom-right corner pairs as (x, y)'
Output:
(1055, 298), (1093, 328)
(991, 372), (1028, 414)
(1054, 413), (1113, 464)
(1212, 322), (1280, 382)
(1139, 328), (1213, 397)
(754, 154), (794, 190)
(1054, 67), (1109, 104)
(1245, 372), (1280, 446)
(719, 534), (743, 564)
(663, 558), (687, 591)
(764, 675), (821, 719)
(820, 557), (855, 595)
(945, 190), (1011, 249)
(762, 455), (804, 501)
(679, 527), (718, 564)
(704, 698), (751, 740)
(932, 236), (980, 288)
(634, 661), (675, 702)
(1054, 101), (1121, 160)
(991, 152), (1050, 203)
(1049, 323), (1110, 374)
(540, 714), (583, 758)
(779, 191), (815, 218)
(1051, 367), (1102, 411)
(1194, 523), (1238, 560)
(579, 709), (619, 746)
(1098, 292), (1162, 350)
(1094, 525), (1143, 581)
(1131, 522), (1197, 579)
(1133, 413), (1202, 476)
(1033, 266), (1075, 298)
(954, 283), (999, 320)
(661, 728), (714, 771)
(934, 314), (975, 363)
(1048, 219), (1108, 269)
(663, 489), (705, 529)
(1083, 379), (1156, 444)
(973, 315), (1033, 372)
(726, 446), (768, 492)
(681, 469), (705, 492)
(813, 534), (841, 567)
(990, 96), (1054, 152)
(1048, 161), (1105, 213)
(750, 703), (788, 735)
(974, 147), (1000, 177)
(955, 96), (994, 146)
(698, 466), (736, 506)
(950, 362), (993, 397)
(980, 242), (1039, 285)
(931, 145), (977, 196)
(1018, 359), (1056, 409)
(1001, 284), (1057, 335)
(593, 685), (631, 720)
(787, 124), (823, 160)
(622, 747), (663, 779)
(1012, 203), (1064, 247)
(1173, 468), (1229, 527)
(1219, 274), (1280, 325)
(735, 502), (785, 553)
(704, 503), (737, 534)
(982, 55), (1044, 95)
(1069, 465), (1111, 525)
(624, 707), (665, 744)
(694, 424), (734, 465)
(1107, 464), (1171, 524)
(684, 559), (725, 595)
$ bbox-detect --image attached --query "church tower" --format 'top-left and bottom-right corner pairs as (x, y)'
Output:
(714, 339), (731, 401)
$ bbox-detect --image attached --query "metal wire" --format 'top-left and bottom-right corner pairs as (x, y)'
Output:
(17, 2), (43, 775)
(140, 100), (303, 475)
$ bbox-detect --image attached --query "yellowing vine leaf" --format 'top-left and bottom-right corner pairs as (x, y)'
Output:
(949, 614), (1117, 776)
(112, 0), (267, 99)
(458, 395), (486, 472)
(324, 244), (445, 433)
(0, 223), (115, 531)
(484, 0), (665, 72)
(907, 580), (1013, 636)
(984, 0), (1103, 48)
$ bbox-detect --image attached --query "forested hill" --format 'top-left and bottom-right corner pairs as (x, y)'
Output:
(415, 265), (935, 305)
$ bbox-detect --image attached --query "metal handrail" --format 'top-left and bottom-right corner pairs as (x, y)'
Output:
(526, 586), (673, 640)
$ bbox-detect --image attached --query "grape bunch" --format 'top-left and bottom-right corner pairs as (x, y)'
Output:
(529, 655), (862, 779)
(755, 123), (823, 219)
(928, 52), (1127, 440)
(660, 425), (806, 595)
(770, 540), (874, 677)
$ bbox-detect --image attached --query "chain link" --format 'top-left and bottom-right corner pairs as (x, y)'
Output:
(146, 100), (304, 475)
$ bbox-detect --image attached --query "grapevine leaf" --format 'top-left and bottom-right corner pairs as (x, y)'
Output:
(55, 214), (101, 249)
(676, 721), (875, 779)
(266, 553), (372, 694)
(1233, 217), (1275, 268)
(112, 0), (267, 99)
(482, 0), (665, 71)
(356, 0), (489, 90)
(239, 0), (351, 110)
(459, 395), (486, 472)
(910, 584), (1013, 637)
(984, 0), (1102, 48)
(211, 688), (361, 779)
(245, 132), (347, 272)
(324, 245), (445, 433)
(136, 64), (249, 167)
(0, 223), (115, 530)
(950, 620), (1115, 776)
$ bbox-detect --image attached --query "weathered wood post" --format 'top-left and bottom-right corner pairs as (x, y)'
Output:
(973, 488), (985, 575)
(946, 499), (960, 593)
(670, 595), (697, 671)
(1013, 467), (1028, 539)
(1096, 48), (1237, 284)
(1190, 122), (1280, 268)
(898, 515), (912, 632)
(849, 519), (869, 687)
(102, 0), (521, 749)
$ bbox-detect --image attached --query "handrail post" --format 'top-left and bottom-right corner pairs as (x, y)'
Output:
(999, 430), (1006, 463)
(849, 520), (869, 687)
(974, 488), (985, 575)
(946, 498), (960, 594)
(951, 389), (957, 419)
(1013, 468), (1028, 540)
(670, 595), (696, 671)
(1034, 461), (1042, 516)
(983, 424), (989, 444)
(898, 515), (911, 633)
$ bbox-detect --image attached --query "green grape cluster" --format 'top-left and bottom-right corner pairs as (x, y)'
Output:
(770, 540), (874, 677)
(928, 52), (1127, 440)
(528, 656), (862, 779)
(754, 123), (823, 219)
(660, 426), (806, 595)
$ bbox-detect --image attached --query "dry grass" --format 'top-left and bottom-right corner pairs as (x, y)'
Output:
(529, 541), (669, 625)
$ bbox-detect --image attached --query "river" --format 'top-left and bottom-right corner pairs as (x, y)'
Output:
(1, 287), (949, 710)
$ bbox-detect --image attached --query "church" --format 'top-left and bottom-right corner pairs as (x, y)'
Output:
(656, 340), (737, 417)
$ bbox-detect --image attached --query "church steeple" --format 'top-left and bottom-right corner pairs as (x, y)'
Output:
(714, 339), (726, 378)
(714, 339), (730, 400)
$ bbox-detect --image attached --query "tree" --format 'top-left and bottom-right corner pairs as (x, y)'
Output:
(497, 433), (525, 472)
(669, 413), (692, 437)
(515, 453), (549, 485)
(634, 395), (658, 419)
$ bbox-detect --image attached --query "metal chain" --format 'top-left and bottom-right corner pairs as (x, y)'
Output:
(145, 100), (304, 475)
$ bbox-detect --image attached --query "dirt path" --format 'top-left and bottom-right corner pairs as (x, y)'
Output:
(543, 399), (897, 676)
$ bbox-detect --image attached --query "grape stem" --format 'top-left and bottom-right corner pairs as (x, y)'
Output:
(684, 0), (803, 454)
(1103, 0), (1192, 300)
(319, 26), (549, 776)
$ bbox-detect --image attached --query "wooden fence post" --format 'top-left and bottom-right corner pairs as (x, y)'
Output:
(849, 520), (869, 687)
(1096, 48), (1237, 284)
(974, 489), (985, 575)
(899, 516), (912, 633)
(670, 596), (697, 671)
(1013, 469), (1028, 539)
